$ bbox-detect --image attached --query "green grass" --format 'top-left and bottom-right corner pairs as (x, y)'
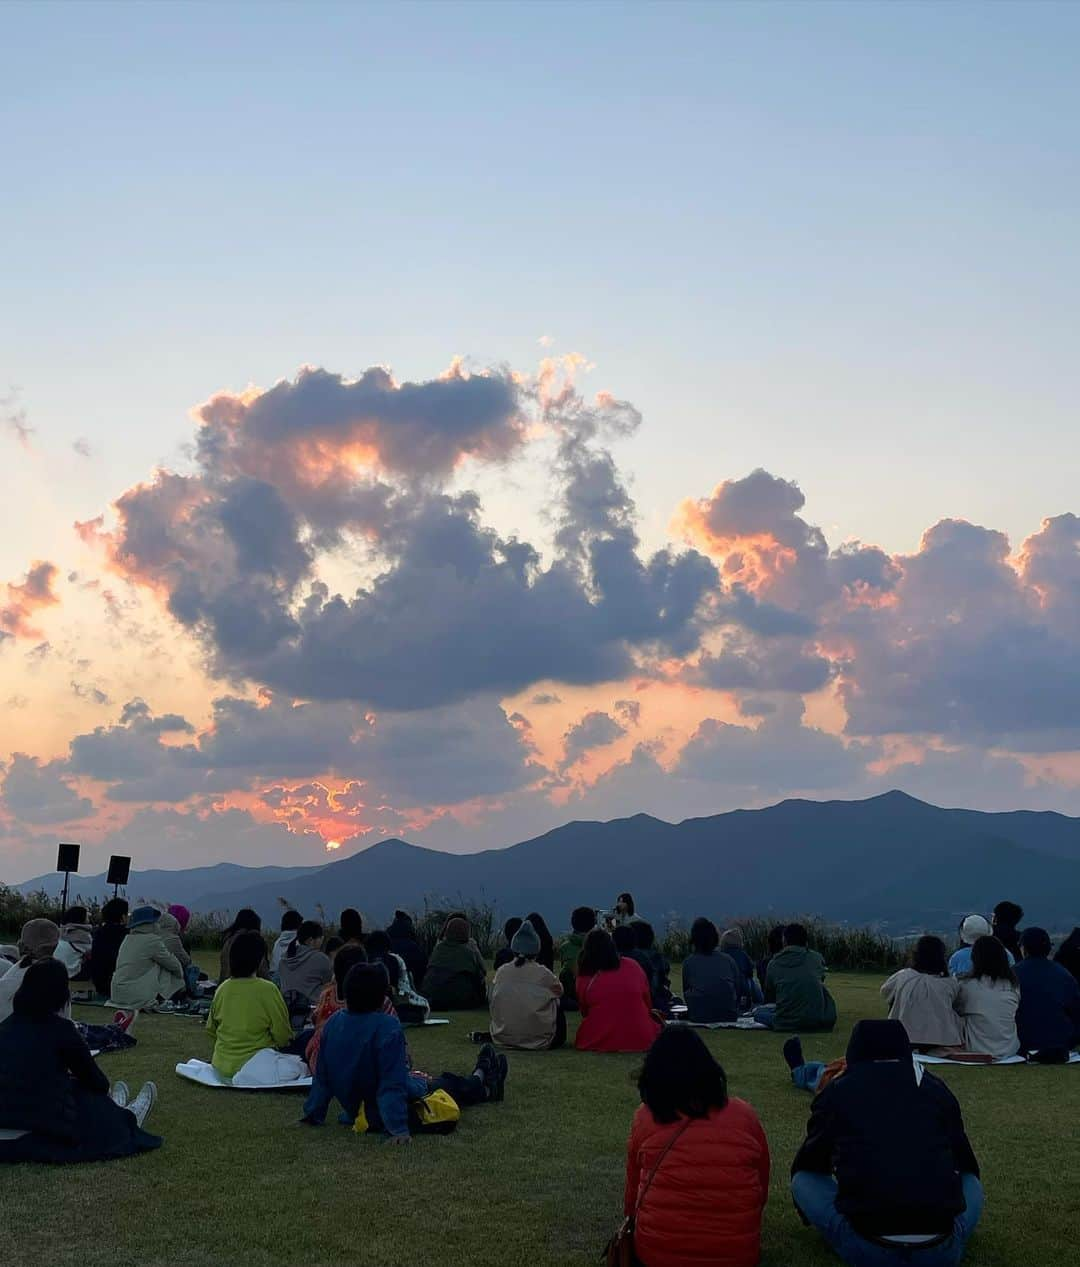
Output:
(2, 962), (1077, 1266)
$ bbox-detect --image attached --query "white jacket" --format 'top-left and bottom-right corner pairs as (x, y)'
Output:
(958, 975), (1020, 1059)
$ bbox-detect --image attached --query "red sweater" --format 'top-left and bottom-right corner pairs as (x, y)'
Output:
(575, 958), (662, 1053)
(624, 1100), (770, 1267)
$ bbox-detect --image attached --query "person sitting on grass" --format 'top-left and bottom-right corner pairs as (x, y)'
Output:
(575, 929), (661, 1053)
(682, 918), (741, 1024)
(0, 919), (68, 1024)
(109, 906), (184, 1019)
(55, 906), (94, 981)
(948, 915), (1013, 978)
(387, 910), (428, 989)
(421, 916), (487, 1010)
(791, 1019), (983, 1267)
(633, 921), (678, 1013)
(160, 905), (199, 995)
(306, 944), (400, 1073)
(720, 928), (762, 1008)
(489, 919), (565, 1050)
(365, 929), (430, 1024)
(339, 908), (366, 949)
(881, 935), (964, 1050)
(624, 1026), (770, 1267)
(558, 906), (596, 1010)
(957, 936), (1020, 1061)
(91, 899), (128, 1000)
(219, 909), (269, 983)
(301, 962), (508, 1141)
(206, 930), (292, 1082)
(1054, 927), (1080, 985)
(493, 917), (524, 971)
(525, 911), (557, 972)
(754, 923), (836, 1032)
(757, 924), (784, 996)
(278, 920), (333, 1019)
(1014, 927), (1080, 1058)
(0, 959), (160, 1165)
(270, 909), (303, 979)
(991, 900), (1024, 961)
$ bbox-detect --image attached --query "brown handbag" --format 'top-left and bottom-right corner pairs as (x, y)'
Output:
(604, 1118), (693, 1267)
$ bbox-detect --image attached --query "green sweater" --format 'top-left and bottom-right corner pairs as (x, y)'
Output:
(206, 977), (293, 1078)
(765, 945), (837, 1031)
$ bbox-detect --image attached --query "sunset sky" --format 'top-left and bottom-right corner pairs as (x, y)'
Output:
(3, 1), (1080, 881)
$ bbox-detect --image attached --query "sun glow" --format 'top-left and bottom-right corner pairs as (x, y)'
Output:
(325, 839), (342, 852)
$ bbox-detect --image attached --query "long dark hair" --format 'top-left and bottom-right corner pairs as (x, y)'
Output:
(638, 1027), (728, 1124)
(333, 944), (368, 997)
(617, 892), (636, 916)
(968, 935), (1018, 987)
(578, 928), (619, 976)
(526, 911), (555, 967)
(287, 920), (323, 958)
(690, 917), (719, 955)
(911, 935), (948, 977)
(339, 908), (364, 943)
(363, 930), (400, 987)
(224, 908), (262, 937)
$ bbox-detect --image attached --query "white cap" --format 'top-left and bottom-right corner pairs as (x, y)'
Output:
(960, 914), (991, 944)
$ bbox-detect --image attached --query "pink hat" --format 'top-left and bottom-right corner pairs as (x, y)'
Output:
(168, 904), (191, 931)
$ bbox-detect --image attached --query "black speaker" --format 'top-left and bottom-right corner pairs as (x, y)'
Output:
(106, 855), (131, 887)
(56, 842), (80, 873)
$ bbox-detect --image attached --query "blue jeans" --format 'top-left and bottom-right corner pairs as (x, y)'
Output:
(753, 1004), (777, 1028)
(793, 1061), (827, 1093)
(791, 1171), (984, 1266)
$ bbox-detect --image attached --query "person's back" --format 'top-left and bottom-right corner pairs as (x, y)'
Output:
(278, 939), (333, 1010)
(490, 958), (560, 1050)
(0, 1010), (85, 1137)
(683, 950), (740, 1023)
(421, 919), (486, 1010)
(881, 968), (964, 1048)
(1054, 929), (1080, 984)
(206, 975), (292, 1079)
(1015, 928), (1080, 1054)
(307, 1006), (411, 1133)
(387, 911), (428, 987)
(577, 954), (660, 1052)
(91, 921), (127, 999)
(957, 976), (1019, 1059)
(109, 911), (183, 1010)
(768, 945), (835, 1031)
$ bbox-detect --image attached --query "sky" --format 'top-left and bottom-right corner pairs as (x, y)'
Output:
(2, 1), (1080, 882)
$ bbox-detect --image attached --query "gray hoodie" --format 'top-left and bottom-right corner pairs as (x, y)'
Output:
(277, 941), (332, 1008)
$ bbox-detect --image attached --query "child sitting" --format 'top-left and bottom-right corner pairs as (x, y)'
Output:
(301, 963), (507, 1141)
(206, 931), (292, 1081)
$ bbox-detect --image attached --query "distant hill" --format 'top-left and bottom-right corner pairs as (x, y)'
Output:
(14, 793), (1080, 931)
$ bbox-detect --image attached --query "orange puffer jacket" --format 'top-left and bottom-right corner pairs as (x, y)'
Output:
(623, 1099), (770, 1267)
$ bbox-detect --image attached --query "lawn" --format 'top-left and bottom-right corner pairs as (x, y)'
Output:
(3, 963), (1077, 1267)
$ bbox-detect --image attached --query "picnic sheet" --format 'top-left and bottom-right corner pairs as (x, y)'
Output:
(176, 1058), (313, 1090)
(668, 1017), (769, 1031)
(915, 1052), (1080, 1067)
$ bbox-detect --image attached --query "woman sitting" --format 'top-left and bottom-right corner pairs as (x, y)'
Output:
(489, 920), (565, 1050)
(682, 918), (741, 1024)
(957, 935), (1021, 1060)
(278, 920), (333, 1021)
(0, 920), (68, 1023)
(91, 899), (128, 1000)
(624, 1026), (770, 1267)
(575, 929), (661, 1053)
(55, 906), (94, 981)
(159, 905), (199, 995)
(219, 909), (269, 982)
(525, 911), (556, 972)
(421, 916), (487, 1010)
(881, 935), (964, 1050)
(365, 930), (430, 1024)
(206, 931), (293, 1081)
(305, 944), (398, 1073)
(387, 910), (428, 988)
(720, 928), (762, 1008)
(108, 907), (184, 1016)
(0, 960), (160, 1165)
(339, 908), (366, 949)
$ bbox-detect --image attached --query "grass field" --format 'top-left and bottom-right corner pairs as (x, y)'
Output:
(3, 961), (1077, 1267)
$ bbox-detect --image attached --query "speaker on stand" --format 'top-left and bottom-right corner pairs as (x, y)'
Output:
(56, 842), (81, 915)
(106, 854), (132, 899)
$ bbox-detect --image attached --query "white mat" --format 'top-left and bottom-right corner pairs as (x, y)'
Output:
(916, 1052), (1080, 1067)
(671, 1018), (768, 1031)
(418, 1018), (449, 1026)
(175, 1058), (312, 1090)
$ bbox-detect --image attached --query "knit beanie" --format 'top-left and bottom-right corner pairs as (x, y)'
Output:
(129, 905), (161, 929)
(168, 904), (191, 931)
(444, 917), (470, 944)
(510, 919), (542, 958)
(19, 918), (60, 960)
(960, 914), (991, 945)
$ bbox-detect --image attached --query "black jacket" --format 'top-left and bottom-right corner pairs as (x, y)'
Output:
(0, 1013), (108, 1141)
(1015, 957), (1080, 1052)
(91, 924), (127, 998)
(386, 916), (428, 988)
(791, 1063), (980, 1237)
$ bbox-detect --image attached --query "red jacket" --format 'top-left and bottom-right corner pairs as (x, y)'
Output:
(575, 958), (662, 1053)
(624, 1100), (770, 1267)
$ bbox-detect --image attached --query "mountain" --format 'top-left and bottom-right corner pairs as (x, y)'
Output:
(197, 791), (1080, 931)
(13, 792), (1080, 930)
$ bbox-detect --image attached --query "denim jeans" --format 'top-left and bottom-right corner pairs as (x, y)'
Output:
(792, 1060), (827, 1093)
(753, 1004), (777, 1028)
(790, 1171), (984, 1266)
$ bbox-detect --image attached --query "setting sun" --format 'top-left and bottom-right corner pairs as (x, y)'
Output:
(324, 839), (342, 852)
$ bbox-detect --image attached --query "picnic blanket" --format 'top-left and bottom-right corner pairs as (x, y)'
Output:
(409, 1018), (450, 1027)
(915, 1052), (1080, 1067)
(176, 1052), (312, 1090)
(668, 1017), (769, 1031)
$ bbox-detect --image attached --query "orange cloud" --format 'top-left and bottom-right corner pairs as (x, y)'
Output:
(0, 561), (60, 640)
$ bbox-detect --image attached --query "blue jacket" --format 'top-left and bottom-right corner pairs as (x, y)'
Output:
(1015, 957), (1080, 1052)
(302, 1010), (411, 1136)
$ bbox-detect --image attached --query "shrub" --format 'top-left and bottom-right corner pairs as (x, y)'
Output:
(661, 912), (904, 971)
(411, 898), (499, 960)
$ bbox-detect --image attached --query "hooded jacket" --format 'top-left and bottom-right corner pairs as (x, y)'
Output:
(157, 913), (193, 972)
(109, 924), (184, 1010)
(421, 936), (487, 1010)
(387, 913), (428, 988)
(766, 946), (836, 1031)
(277, 942), (333, 1010)
(55, 923), (93, 978)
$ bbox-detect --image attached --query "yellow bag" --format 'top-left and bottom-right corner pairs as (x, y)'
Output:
(410, 1089), (461, 1134)
(352, 1104), (369, 1135)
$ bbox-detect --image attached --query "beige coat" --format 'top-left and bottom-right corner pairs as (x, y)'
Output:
(881, 968), (964, 1047)
(957, 975), (1021, 1059)
(158, 913), (192, 971)
(489, 959), (562, 1050)
(109, 924), (184, 1010)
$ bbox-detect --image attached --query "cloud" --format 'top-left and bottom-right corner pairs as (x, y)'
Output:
(529, 692), (563, 707)
(1, 754), (93, 824)
(614, 698), (641, 727)
(0, 562), (60, 641)
(561, 710), (627, 767)
(2, 389), (33, 450)
(73, 437), (93, 458)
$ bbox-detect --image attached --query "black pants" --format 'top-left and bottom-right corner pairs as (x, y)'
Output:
(428, 1071), (487, 1107)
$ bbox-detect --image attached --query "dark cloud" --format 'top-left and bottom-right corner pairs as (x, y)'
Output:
(614, 698), (641, 727)
(0, 561), (60, 641)
(2, 389), (33, 450)
(1, 754), (92, 824)
(561, 710), (627, 767)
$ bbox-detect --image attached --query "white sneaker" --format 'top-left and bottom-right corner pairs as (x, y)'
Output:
(129, 1081), (158, 1127)
(110, 1081), (130, 1108)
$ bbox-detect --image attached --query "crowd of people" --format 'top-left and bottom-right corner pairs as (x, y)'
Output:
(2, 889), (1079, 1266)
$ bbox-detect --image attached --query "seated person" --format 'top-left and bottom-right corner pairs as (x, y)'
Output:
(219, 909), (269, 983)
(489, 920), (565, 1050)
(881, 935), (964, 1049)
(791, 1019), (983, 1267)
(525, 912), (556, 972)
(339, 908), (366, 950)
(362, 930), (429, 1024)
(1015, 927), (1080, 1056)
(278, 920), (333, 1018)
(270, 909), (303, 979)
(682, 918), (741, 1024)
(109, 907), (184, 1015)
(1055, 927), (1080, 985)
(757, 925), (784, 996)
(306, 944), (398, 1073)
(720, 928), (762, 1008)
(558, 907), (596, 1010)
(632, 921), (677, 1013)
(387, 910), (427, 989)
(575, 929), (661, 1053)
(948, 915), (1014, 977)
(755, 924), (836, 1032)
(55, 907), (94, 981)
(0, 959), (160, 1165)
(160, 905), (199, 994)
(626, 1027), (770, 1267)
(957, 936), (1020, 1060)
(206, 930), (293, 1081)
(301, 963), (508, 1138)
(991, 900), (1024, 961)
(421, 917), (487, 1010)
(0, 919), (67, 1024)
(91, 899), (128, 1000)
(493, 917), (523, 972)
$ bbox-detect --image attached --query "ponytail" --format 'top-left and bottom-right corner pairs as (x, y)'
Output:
(514, 954), (527, 968)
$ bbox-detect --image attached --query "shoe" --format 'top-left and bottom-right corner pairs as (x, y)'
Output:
(783, 1036), (805, 1071)
(113, 1009), (136, 1032)
(468, 1030), (492, 1044)
(129, 1081), (158, 1128)
(474, 1043), (500, 1095)
(491, 1053), (508, 1103)
(109, 1081), (130, 1108)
